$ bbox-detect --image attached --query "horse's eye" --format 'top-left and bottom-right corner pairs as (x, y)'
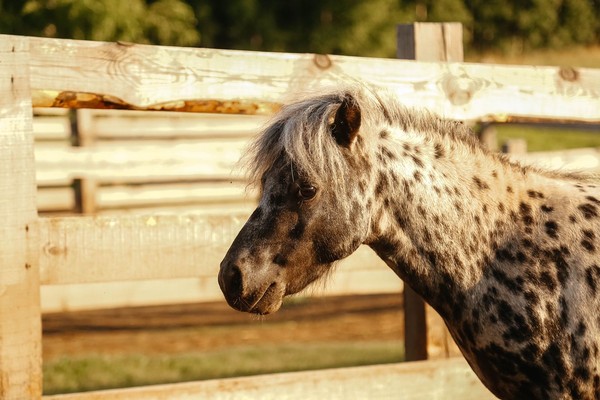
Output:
(298, 185), (317, 200)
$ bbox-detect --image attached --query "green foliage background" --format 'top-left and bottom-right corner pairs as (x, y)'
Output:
(1, 1), (598, 56)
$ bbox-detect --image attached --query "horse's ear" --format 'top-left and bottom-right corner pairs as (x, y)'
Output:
(330, 94), (361, 148)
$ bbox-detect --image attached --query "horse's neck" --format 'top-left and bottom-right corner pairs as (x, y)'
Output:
(365, 131), (550, 314)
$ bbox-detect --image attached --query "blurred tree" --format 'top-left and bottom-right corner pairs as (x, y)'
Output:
(3, 0), (199, 46)
(189, 0), (412, 57)
(0, 0), (598, 55)
(465, 0), (599, 53)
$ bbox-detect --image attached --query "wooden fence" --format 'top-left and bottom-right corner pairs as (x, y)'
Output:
(33, 109), (600, 315)
(1, 22), (600, 399)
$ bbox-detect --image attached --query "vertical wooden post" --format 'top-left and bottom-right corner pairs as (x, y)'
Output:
(72, 110), (98, 213)
(397, 22), (464, 362)
(397, 22), (463, 62)
(502, 138), (527, 155)
(73, 178), (98, 214)
(0, 37), (42, 398)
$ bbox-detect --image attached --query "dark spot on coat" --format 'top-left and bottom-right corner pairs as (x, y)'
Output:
(545, 221), (559, 239)
(579, 203), (599, 219)
(540, 271), (557, 292)
(413, 170), (422, 182)
(583, 229), (595, 240)
(582, 239), (596, 253)
(375, 172), (389, 195)
(411, 155), (424, 168)
(541, 205), (554, 213)
(473, 176), (490, 190)
(380, 147), (397, 161)
(527, 190), (545, 199)
(520, 202), (534, 225)
(434, 143), (445, 159)
(272, 254), (287, 266)
(584, 264), (598, 292)
(586, 195), (600, 204)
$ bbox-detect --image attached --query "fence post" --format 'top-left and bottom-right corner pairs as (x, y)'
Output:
(0, 37), (42, 398)
(72, 110), (98, 213)
(397, 22), (463, 362)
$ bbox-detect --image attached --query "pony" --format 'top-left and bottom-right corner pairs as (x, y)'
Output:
(218, 83), (600, 399)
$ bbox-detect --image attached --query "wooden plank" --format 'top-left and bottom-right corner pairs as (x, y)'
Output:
(40, 278), (223, 312)
(40, 267), (401, 313)
(38, 214), (388, 285)
(37, 187), (74, 212)
(34, 139), (248, 186)
(42, 357), (494, 400)
(32, 115), (70, 141)
(0, 36), (42, 399)
(18, 34), (600, 122)
(397, 22), (463, 62)
(80, 109), (266, 139)
(73, 178), (98, 214)
(94, 202), (257, 217)
(96, 181), (256, 209)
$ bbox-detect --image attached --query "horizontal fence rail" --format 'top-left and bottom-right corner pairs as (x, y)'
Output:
(22, 35), (600, 123)
(43, 358), (494, 400)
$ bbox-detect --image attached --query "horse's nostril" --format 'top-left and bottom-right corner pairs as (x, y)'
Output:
(226, 263), (243, 297)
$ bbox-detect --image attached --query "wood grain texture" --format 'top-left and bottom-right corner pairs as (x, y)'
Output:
(39, 215), (390, 285)
(35, 139), (248, 185)
(0, 36), (42, 399)
(42, 357), (494, 400)
(79, 109), (267, 139)
(40, 266), (402, 313)
(17, 34), (600, 122)
(397, 22), (463, 62)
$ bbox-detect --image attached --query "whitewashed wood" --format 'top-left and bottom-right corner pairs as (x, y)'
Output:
(38, 214), (388, 285)
(80, 109), (266, 139)
(397, 22), (464, 62)
(20, 34), (600, 122)
(0, 36), (42, 399)
(38, 187), (74, 212)
(33, 107), (69, 116)
(40, 278), (223, 312)
(41, 266), (401, 313)
(34, 139), (248, 186)
(38, 214), (242, 284)
(42, 357), (494, 400)
(97, 181), (255, 209)
(32, 115), (71, 140)
(95, 202), (257, 217)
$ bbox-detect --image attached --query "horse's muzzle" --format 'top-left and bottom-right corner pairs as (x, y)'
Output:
(218, 259), (284, 315)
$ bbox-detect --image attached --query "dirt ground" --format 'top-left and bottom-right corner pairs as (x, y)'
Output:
(42, 293), (405, 362)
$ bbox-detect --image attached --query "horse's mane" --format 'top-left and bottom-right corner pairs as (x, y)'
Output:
(243, 83), (464, 189)
(244, 86), (359, 190)
(243, 83), (597, 190)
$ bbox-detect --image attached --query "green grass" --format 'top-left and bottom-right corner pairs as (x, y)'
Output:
(43, 341), (403, 395)
(494, 125), (600, 152)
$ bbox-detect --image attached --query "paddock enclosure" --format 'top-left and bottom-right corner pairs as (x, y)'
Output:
(1, 23), (600, 399)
